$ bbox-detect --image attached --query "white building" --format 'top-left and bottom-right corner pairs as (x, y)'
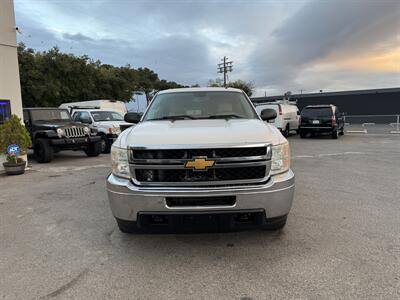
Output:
(0, 0), (24, 171)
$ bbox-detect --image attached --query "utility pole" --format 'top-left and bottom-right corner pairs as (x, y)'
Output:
(217, 56), (233, 87)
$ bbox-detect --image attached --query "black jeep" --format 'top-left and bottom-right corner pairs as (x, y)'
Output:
(23, 108), (102, 163)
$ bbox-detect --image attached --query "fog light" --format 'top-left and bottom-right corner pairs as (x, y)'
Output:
(143, 170), (154, 181)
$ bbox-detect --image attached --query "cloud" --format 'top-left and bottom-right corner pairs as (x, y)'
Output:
(249, 0), (400, 95)
(62, 33), (94, 42)
(14, 0), (400, 96)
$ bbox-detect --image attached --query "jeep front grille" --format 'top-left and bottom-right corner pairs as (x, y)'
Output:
(129, 145), (272, 187)
(64, 127), (85, 138)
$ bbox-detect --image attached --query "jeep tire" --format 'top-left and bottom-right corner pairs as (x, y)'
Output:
(34, 138), (54, 163)
(85, 141), (102, 157)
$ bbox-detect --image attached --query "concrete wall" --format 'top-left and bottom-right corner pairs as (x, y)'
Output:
(0, 0), (24, 171)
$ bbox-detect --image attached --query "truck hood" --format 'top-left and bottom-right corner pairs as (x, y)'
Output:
(94, 120), (131, 128)
(116, 119), (286, 148)
(32, 120), (86, 129)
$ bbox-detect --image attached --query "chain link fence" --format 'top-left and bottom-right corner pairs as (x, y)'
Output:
(344, 115), (400, 134)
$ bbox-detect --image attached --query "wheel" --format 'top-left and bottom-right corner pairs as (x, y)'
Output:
(85, 141), (102, 157)
(263, 215), (287, 231)
(34, 138), (54, 163)
(116, 218), (140, 233)
(283, 124), (290, 137)
(332, 127), (339, 139)
(100, 135), (111, 153)
(299, 130), (307, 138)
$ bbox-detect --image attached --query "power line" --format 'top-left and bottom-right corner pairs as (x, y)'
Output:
(217, 56), (233, 87)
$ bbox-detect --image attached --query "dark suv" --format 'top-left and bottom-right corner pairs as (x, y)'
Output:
(23, 108), (102, 163)
(299, 105), (344, 139)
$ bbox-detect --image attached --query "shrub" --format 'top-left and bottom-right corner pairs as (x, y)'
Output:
(0, 115), (32, 162)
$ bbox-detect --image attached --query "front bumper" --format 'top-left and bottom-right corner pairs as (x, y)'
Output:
(50, 135), (101, 146)
(106, 169), (295, 222)
(299, 125), (335, 133)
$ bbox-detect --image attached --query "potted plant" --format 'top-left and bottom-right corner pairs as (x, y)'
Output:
(0, 115), (32, 175)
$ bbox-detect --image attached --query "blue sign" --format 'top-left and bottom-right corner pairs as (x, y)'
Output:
(7, 144), (20, 157)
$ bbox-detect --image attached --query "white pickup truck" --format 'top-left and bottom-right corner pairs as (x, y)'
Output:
(107, 87), (295, 233)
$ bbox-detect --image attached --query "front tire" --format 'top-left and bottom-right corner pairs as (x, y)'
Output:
(299, 130), (307, 138)
(85, 141), (102, 157)
(34, 139), (54, 163)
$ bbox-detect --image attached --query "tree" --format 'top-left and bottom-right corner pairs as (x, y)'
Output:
(17, 44), (185, 107)
(207, 79), (255, 97)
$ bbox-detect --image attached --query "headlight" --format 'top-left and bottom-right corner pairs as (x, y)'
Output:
(271, 141), (290, 175)
(56, 128), (64, 137)
(83, 126), (90, 134)
(111, 146), (130, 179)
(108, 127), (121, 135)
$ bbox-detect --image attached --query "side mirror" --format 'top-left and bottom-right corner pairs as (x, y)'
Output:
(124, 112), (141, 123)
(260, 108), (277, 121)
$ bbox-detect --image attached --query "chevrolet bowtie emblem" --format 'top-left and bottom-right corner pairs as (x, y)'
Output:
(185, 157), (215, 171)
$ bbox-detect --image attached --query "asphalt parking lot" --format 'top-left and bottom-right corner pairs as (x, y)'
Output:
(1, 134), (399, 299)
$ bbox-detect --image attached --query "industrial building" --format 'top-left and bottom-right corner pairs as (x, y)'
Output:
(252, 87), (400, 117)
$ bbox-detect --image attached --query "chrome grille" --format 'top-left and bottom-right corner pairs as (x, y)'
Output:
(64, 126), (85, 138)
(129, 144), (272, 187)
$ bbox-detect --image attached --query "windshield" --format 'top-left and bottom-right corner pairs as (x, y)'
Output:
(91, 111), (124, 122)
(30, 109), (71, 121)
(143, 91), (258, 121)
(301, 107), (332, 118)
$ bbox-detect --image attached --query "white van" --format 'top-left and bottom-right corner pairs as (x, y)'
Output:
(59, 100), (127, 116)
(255, 101), (300, 137)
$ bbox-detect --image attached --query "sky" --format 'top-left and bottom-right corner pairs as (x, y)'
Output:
(13, 0), (400, 98)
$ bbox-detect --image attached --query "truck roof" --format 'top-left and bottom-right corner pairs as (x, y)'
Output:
(157, 87), (244, 94)
(304, 104), (334, 108)
(24, 107), (67, 110)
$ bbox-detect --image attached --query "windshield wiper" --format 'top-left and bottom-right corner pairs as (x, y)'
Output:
(147, 115), (196, 121)
(207, 114), (245, 119)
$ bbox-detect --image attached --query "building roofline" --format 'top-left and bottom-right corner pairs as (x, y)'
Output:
(251, 87), (400, 102)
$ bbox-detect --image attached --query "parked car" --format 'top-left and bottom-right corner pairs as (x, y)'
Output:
(299, 104), (344, 139)
(69, 108), (132, 153)
(255, 100), (300, 137)
(23, 108), (102, 163)
(107, 87), (295, 233)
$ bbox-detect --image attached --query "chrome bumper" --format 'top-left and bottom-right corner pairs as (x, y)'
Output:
(106, 169), (295, 221)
